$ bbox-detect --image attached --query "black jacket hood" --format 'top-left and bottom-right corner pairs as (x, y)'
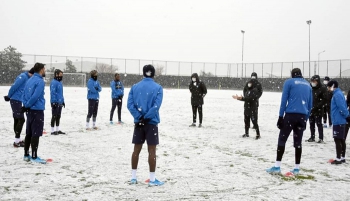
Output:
(251, 72), (258, 79)
(191, 73), (199, 82)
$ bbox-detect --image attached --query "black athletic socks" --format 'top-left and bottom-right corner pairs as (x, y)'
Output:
(31, 137), (40, 159)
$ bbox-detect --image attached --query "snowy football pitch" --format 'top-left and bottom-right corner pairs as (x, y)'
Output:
(0, 86), (349, 200)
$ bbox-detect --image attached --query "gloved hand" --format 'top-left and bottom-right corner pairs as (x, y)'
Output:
(346, 116), (350, 122)
(4, 96), (10, 102)
(51, 102), (58, 109)
(62, 102), (65, 108)
(21, 106), (30, 113)
(193, 82), (197, 86)
(135, 116), (150, 127)
(95, 87), (99, 90)
(277, 116), (284, 129)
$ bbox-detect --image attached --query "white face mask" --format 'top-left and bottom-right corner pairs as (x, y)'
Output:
(311, 82), (317, 87)
(323, 81), (328, 85)
(251, 76), (256, 79)
(192, 78), (196, 82)
(248, 83), (252, 88)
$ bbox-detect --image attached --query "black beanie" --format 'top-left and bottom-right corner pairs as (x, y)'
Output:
(291, 68), (302, 78)
(143, 64), (155, 78)
(28, 67), (35, 74)
(324, 76), (330, 81)
(327, 80), (338, 88)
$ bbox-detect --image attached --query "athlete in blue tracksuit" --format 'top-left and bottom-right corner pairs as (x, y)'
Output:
(50, 69), (65, 135)
(110, 73), (124, 124)
(22, 63), (47, 164)
(326, 80), (350, 164)
(127, 64), (164, 186)
(4, 68), (34, 147)
(86, 70), (102, 129)
(266, 68), (312, 175)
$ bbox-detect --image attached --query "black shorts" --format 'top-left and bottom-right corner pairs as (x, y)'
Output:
(51, 104), (63, 116)
(333, 124), (346, 139)
(278, 113), (307, 148)
(10, 99), (24, 119)
(132, 124), (159, 145)
(26, 110), (44, 137)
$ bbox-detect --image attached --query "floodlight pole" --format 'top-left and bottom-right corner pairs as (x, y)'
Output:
(306, 20), (312, 77)
(241, 30), (245, 78)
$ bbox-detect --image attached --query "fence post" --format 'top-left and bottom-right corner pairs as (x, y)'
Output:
(165, 61), (167, 75)
(281, 62), (283, 78)
(81, 57), (83, 73)
(262, 63), (264, 78)
(271, 63), (273, 78)
(178, 62), (180, 76)
(340, 60), (342, 78)
(215, 63), (217, 77)
(191, 62), (192, 74)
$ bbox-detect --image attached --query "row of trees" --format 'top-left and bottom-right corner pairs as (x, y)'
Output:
(0, 46), (216, 76)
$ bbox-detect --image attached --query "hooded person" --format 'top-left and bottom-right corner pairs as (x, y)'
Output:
(323, 76), (332, 128)
(4, 67), (34, 147)
(326, 80), (350, 164)
(127, 64), (165, 186)
(306, 75), (327, 143)
(243, 72), (263, 129)
(86, 70), (102, 130)
(189, 73), (207, 127)
(50, 69), (66, 135)
(233, 79), (261, 139)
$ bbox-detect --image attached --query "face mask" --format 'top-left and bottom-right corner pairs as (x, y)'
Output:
(323, 81), (328, 85)
(248, 83), (252, 88)
(251, 76), (256, 79)
(92, 76), (97, 81)
(192, 78), (196, 82)
(311, 82), (317, 87)
(55, 76), (63, 82)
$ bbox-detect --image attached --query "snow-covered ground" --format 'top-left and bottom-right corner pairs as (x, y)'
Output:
(1, 85), (350, 200)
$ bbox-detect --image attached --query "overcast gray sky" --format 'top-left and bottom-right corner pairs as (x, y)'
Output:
(1, 0), (349, 64)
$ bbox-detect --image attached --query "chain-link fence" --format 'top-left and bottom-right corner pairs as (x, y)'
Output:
(2, 54), (350, 78)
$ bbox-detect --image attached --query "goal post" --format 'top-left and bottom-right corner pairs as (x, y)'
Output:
(45, 72), (87, 87)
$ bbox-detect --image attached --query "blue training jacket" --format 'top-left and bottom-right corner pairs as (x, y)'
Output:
(87, 78), (102, 100)
(50, 79), (65, 104)
(331, 88), (349, 125)
(7, 72), (31, 102)
(110, 80), (124, 98)
(22, 73), (45, 110)
(279, 77), (313, 119)
(127, 78), (163, 125)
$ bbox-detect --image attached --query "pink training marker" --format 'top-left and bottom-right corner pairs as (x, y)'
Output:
(145, 179), (150, 183)
(46, 158), (53, 162)
(284, 172), (294, 177)
(328, 159), (335, 163)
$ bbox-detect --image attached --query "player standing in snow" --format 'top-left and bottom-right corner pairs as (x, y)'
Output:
(323, 76), (333, 128)
(326, 80), (350, 164)
(127, 64), (164, 186)
(110, 73), (124, 124)
(50, 69), (66, 135)
(22, 63), (47, 164)
(233, 79), (261, 139)
(189, 73), (207, 128)
(243, 72), (263, 129)
(266, 68), (312, 175)
(306, 75), (327, 143)
(86, 70), (102, 130)
(4, 67), (34, 147)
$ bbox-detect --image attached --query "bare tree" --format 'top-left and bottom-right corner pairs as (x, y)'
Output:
(200, 70), (214, 77)
(155, 64), (164, 76)
(95, 63), (118, 73)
